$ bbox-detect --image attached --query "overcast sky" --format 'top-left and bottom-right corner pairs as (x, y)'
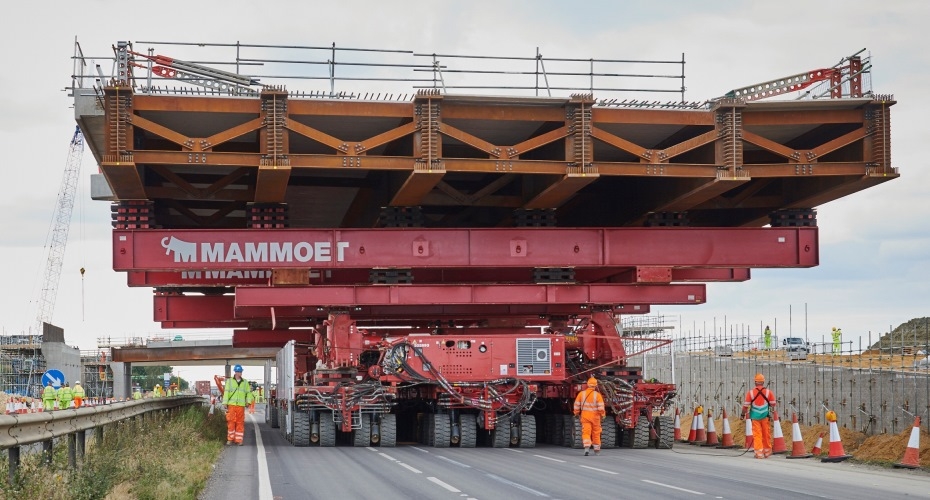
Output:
(1, 1), (928, 383)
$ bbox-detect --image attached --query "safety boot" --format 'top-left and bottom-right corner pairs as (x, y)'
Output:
(584, 447), (590, 456)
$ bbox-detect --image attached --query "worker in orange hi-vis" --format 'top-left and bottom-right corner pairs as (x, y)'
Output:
(743, 373), (776, 458)
(72, 381), (85, 408)
(573, 377), (606, 456)
(223, 365), (254, 446)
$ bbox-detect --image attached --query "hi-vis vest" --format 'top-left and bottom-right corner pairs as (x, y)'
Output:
(224, 378), (252, 406)
(745, 387), (775, 420)
(43, 385), (56, 401)
(574, 388), (605, 416)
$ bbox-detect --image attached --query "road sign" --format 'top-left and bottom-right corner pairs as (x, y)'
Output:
(42, 369), (65, 388)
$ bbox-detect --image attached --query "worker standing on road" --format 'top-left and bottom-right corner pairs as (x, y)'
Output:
(573, 377), (606, 456)
(763, 325), (772, 350)
(224, 365), (253, 446)
(72, 381), (85, 408)
(153, 384), (162, 398)
(743, 373), (776, 458)
(133, 387), (142, 400)
(831, 327), (842, 355)
(249, 384), (259, 414)
(42, 380), (57, 411)
(59, 382), (74, 410)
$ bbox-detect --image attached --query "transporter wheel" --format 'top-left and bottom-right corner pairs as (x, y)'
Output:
(654, 415), (674, 449)
(492, 418), (511, 448)
(319, 411), (336, 447)
(550, 414), (563, 445)
(270, 404), (280, 429)
(433, 413), (451, 448)
(459, 414), (477, 448)
(424, 413), (435, 446)
(564, 415), (583, 448)
(278, 405), (287, 435)
(600, 418), (617, 449)
(380, 414), (397, 447)
(353, 414), (371, 447)
(293, 411), (310, 447)
(518, 415), (536, 448)
(632, 415), (650, 449)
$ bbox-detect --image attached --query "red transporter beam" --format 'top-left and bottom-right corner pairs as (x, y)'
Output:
(129, 267), (750, 287)
(113, 227), (818, 271)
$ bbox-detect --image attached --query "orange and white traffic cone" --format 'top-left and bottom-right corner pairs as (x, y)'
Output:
(5, 401), (14, 414)
(717, 408), (739, 449)
(821, 410), (851, 462)
(685, 408), (698, 443)
(744, 413), (754, 449)
(673, 408), (681, 442)
(893, 416), (922, 469)
(811, 433), (824, 456)
(786, 413), (812, 459)
(692, 407), (706, 444)
(702, 409), (719, 446)
(771, 411), (788, 455)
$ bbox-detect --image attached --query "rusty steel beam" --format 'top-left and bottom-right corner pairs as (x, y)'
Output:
(111, 345), (279, 363)
(524, 173), (599, 208)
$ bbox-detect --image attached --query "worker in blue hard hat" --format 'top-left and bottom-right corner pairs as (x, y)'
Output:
(223, 364), (254, 446)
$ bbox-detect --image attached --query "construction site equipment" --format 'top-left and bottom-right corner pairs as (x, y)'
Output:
(70, 40), (897, 449)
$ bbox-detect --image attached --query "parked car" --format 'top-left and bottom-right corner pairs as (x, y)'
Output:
(912, 356), (930, 370)
(714, 345), (734, 357)
(782, 337), (810, 360)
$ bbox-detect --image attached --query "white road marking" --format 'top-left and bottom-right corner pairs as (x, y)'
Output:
(642, 479), (706, 495)
(411, 446), (430, 453)
(428, 477), (462, 493)
(533, 454), (566, 463)
(247, 413), (273, 500)
(437, 455), (472, 468)
(379, 452), (397, 461)
(486, 473), (549, 497)
(502, 448), (524, 453)
(398, 462), (422, 473)
(366, 447), (378, 452)
(579, 464), (618, 475)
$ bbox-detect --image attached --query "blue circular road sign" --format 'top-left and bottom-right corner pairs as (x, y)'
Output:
(42, 369), (66, 388)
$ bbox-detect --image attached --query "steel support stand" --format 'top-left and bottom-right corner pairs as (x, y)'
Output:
(68, 433), (76, 469)
(8, 446), (20, 484)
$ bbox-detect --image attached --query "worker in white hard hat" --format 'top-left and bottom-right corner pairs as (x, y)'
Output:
(72, 381), (85, 408)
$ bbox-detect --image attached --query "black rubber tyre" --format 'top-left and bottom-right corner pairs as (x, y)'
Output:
(632, 415), (650, 449)
(293, 411), (310, 447)
(518, 415), (537, 448)
(551, 414), (563, 445)
(654, 415), (674, 449)
(459, 414), (477, 448)
(319, 411), (336, 447)
(564, 415), (583, 448)
(270, 404), (280, 429)
(380, 414), (397, 447)
(353, 413), (371, 447)
(425, 413), (435, 446)
(433, 413), (451, 448)
(600, 418), (617, 449)
(492, 418), (510, 448)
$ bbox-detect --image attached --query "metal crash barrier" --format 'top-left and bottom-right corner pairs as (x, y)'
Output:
(0, 396), (205, 483)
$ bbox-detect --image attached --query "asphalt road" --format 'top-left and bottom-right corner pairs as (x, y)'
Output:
(200, 409), (930, 500)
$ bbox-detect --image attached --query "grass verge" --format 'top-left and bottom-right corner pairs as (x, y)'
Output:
(0, 405), (227, 499)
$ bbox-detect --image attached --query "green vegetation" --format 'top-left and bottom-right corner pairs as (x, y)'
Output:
(869, 317), (930, 352)
(0, 405), (226, 499)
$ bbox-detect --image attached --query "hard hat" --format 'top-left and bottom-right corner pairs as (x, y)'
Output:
(832, 327), (837, 331)
(74, 381), (81, 385)
(754, 373), (765, 383)
(586, 377), (597, 387)
(234, 364), (244, 373)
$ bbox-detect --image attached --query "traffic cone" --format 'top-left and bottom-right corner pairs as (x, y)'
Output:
(771, 411), (787, 455)
(821, 411), (851, 462)
(745, 414), (754, 449)
(692, 407), (706, 444)
(811, 433), (823, 455)
(702, 410), (719, 446)
(717, 408), (739, 449)
(685, 408), (698, 443)
(673, 408), (681, 441)
(893, 416), (922, 469)
(786, 413), (812, 459)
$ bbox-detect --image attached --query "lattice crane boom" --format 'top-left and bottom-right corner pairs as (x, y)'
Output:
(35, 126), (84, 331)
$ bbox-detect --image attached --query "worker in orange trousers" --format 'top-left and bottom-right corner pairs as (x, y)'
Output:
(743, 373), (776, 458)
(573, 377), (606, 456)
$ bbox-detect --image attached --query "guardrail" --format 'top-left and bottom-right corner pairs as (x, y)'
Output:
(0, 396), (205, 482)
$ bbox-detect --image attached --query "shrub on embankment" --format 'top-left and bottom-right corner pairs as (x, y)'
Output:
(0, 405), (227, 499)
